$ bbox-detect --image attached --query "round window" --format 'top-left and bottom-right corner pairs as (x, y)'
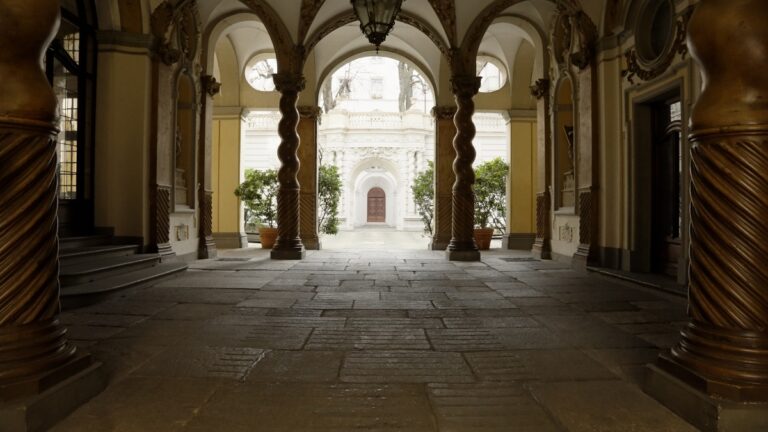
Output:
(637, 0), (675, 64)
(476, 56), (507, 93)
(244, 55), (278, 92)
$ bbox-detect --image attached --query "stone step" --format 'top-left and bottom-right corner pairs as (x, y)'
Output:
(61, 262), (188, 309)
(59, 234), (113, 250)
(60, 244), (141, 264)
(60, 254), (161, 286)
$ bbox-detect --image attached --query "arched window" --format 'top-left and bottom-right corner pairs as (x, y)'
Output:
(47, 0), (96, 235)
(476, 56), (507, 93)
(244, 54), (278, 92)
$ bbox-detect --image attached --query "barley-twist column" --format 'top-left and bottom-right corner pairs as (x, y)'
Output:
(446, 76), (481, 261)
(271, 73), (306, 259)
(0, 0), (88, 400)
(650, 0), (768, 415)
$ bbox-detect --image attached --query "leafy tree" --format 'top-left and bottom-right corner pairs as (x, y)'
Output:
(474, 157), (509, 232)
(411, 161), (435, 236)
(234, 168), (278, 229)
(318, 165), (342, 235)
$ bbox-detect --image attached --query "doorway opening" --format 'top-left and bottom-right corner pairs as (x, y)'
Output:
(367, 187), (386, 223)
(650, 98), (683, 277)
(317, 55), (435, 250)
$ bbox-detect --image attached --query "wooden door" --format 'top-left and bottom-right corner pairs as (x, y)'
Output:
(652, 103), (682, 277)
(367, 188), (386, 223)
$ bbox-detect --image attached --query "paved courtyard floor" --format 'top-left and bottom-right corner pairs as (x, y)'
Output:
(53, 247), (696, 431)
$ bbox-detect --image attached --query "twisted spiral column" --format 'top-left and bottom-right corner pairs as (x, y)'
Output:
(446, 76), (481, 261)
(657, 0), (768, 402)
(271, 73), (306, 259)
(0, 0), (79, 397)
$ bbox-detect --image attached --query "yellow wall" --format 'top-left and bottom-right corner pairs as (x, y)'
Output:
(508, 119), (537, 234)
(94, 50), (151, 241)
(212, 117), (243, 238)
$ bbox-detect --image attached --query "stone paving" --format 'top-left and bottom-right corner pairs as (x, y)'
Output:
(52, 248), (697, 431)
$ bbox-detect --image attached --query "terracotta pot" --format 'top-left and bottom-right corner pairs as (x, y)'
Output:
(473, 228), (494, 250)
(258, 227), (278, 249)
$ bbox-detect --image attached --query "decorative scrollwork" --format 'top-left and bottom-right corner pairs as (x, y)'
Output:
(201, 74), (221, 97)
(530, 79), (550, 100)
(622, 7), (693, 84)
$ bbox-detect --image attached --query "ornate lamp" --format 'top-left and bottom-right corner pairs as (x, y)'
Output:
(351, 0), (404, 51)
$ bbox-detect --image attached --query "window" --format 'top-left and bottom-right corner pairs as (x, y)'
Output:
(244, 55), (278, 92)
(476, 56), (507, 93)
(47, 16), (90, 201)
(370, 77), (383, 99)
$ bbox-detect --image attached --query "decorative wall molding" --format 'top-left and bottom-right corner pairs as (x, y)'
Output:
(622, 7), (693, 85)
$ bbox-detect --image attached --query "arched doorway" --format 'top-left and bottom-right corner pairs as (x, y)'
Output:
(367, 188), (386, 223)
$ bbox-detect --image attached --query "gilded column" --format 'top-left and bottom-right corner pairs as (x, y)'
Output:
(446, 76), (481, 261)
(0, 0), (90, 399)
(648, 0), (768, 422)
(271, 73), (306, 259)
(430, 106), (456, 250)
(297, 106), (321, 250)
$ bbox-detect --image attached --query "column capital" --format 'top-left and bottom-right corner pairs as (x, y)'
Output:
(272, 73), (306, 93)
(431, 105), (457, 120)
(450, 75), (481, 98)
(298, 105), (322, 119)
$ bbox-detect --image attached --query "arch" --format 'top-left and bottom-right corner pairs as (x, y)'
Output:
(460, 0), (588, 72)
(231, 0), (295, 70)
(304, 11), (450, 62)
(352, 169), (399, 228)
(489, 14), (549, 83)
(202, 10), (276, 74)
(315, 49), (437, 105)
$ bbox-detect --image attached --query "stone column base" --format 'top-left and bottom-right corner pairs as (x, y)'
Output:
(446, 249), (481, 262)
(430, 237), (450, 250)
(532, 238), (551, 259)
(213, 232), (248, 249)
(501, 233), (535, 250)
(644, 364), (768, 432)
(0, 356), (106, 432)
(301, 236), (321, 250)
(271, 247), (306, 260)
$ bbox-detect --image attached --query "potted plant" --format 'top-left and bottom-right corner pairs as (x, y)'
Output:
(235, 168), (278, 248)
(474, 158), (509, 250)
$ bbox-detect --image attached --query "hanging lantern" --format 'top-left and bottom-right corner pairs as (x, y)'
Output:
(351, 0), (404, 51)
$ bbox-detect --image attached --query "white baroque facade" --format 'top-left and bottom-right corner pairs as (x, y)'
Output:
(240, 57), (509, 232)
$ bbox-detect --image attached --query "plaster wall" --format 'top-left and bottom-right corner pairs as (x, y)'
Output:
(94, 50), (151, 242)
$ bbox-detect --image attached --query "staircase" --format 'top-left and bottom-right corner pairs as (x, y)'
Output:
(59, 234), (188, 309)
